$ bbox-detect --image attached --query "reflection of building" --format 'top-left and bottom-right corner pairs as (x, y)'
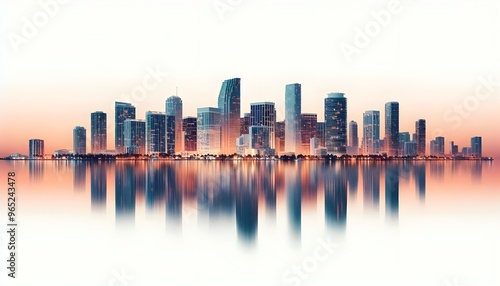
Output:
(325, 166), (347, 228)
(197, 107), (221, 155)
(415, 119), (426, 156)
(362, 110), (380, 155)
(29, 139), (44, 158)
(363, 163), (380, 210)
(285, 164), (302, 236)
(415, 163), (426, 201)
(146, 111), (166, 154)
(73, 161), (86, 191)
(236, 187), (258, 243)
(218, 78), (241, 155)
(385, 164), (399, 220)
(115, 102), (136, 153)
(124, 119), (146, 155)
(285, 83), (301, 154)
(325, 93), (347, 154)
(73, 126), (86, 155)
(145, 163), (167, 209)
(301, 113), (317, 155)
(165, 96), (183, 153)
(91, 111), (107, 154)
(115, 163), (136, 223)
(91, 162), (107, 211)
(384, 102), (399, 156)
(183, 117), (197, 152)
(471, 136), (482, 157)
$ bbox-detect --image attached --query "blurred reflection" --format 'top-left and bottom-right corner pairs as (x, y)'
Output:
(385, 163), (399, 221)
(286, 163), (302, 238)
(471, 161), (482, 183)
(146, 162), (167, 211)
(166, 164), (182, 228)
(73, 161), (86, 192)
(90, 161), (107, 212)
(363, 162), (380, 211)
(414, 163), (426, 201)
(325, 163), (347, 230)
(115, 163), (136, 225)
(236, 168), (258, 243)
(29, 160), (44, 182)
(347, 163), (359, 199)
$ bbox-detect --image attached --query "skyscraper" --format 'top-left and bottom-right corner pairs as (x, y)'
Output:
(73, 126), (86, 155)
(325, 92), (347, 154)
(384, 102), (399, 156)
(285, 83), (301, 154)
(166, 96), (183, 153)
(218, 78), (241, 155)
(349, 120), (358, 148)
(301, 113), (317, 154)
(450, 141), (458, 156)
(250, 102), (276, 149)
(183, 117), (197, 152)
(435, 136), (445, 156)
(471, 136), (482, 157)
(91, 111), (107, 154)
(362, 110), (380, 155)
(415, 119), (426, 156)
(316, 122), (326, 147)
(115, 102), (136, 153)
(249, 126), (271, 150)
(240, 113), (251, 135)
(275, 121), (285, 154)
(197, 107), (221, 155)
(166, 115), (176, 155)
(29, 139), (44, 158)
(124, 119), (146, 155)
(145, 111), (166, 154)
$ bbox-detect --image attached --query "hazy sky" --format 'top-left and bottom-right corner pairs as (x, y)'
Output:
(1, 0), (499, 157)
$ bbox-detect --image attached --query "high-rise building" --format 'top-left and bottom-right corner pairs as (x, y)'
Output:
(285, 83), (301, 154)
(250, 102), (276, 149)
(450, 141), (458, 156)
(384, 102), (399, 156)
(275, 121), (285, 154)
(471, 136), (482, 157)
(218, 78), (241, 155)
(325, 93), (347, 154)
(145, 111), (166, 154)
(310, 137), (320, 156)
(166, 115), (176, 155)
(415, 119), (426, 156)
(435, 136), (445, 156)
(430, 139), (437, 156)
(124, 119), (146, 155)
(349, 120), (359, 148)
(115, 102), (136, 153)
(183, 117), (197, 152)
(240, 113), (251, 135)
(29, 139), (44, 158)
(398, 132), (411, 154)
(249, 126), (271, 150)
(166, 96), (183, 153)
(301, 113), (317, 154)
(197, 107), (221, 155)
(73, 126), (86, 155)
(236, 134), (250, 155)
(362, 111), (380, 155)
(403, 141), (417, 156)
(316, 122), (326, 147)
(91, 111), (107, 154)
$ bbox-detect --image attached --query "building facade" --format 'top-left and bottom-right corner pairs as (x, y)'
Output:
(285, 83), (301, 154)
(124, 119), (146, 155)
(166, 96), (183, 153)
(73, 126), (86, 155)
(29, 139), (44, 158)
(362, 110), (380, 155)
(197, 107), (222, 155)
(384, 102), (399, 156)
(325, 92), (347, 154)
(218, 78), (241, 154)
(91, 111), (107, 154)
(115, 102), (136, 153)
(183, 117), (197, 152)
(146, 111), (166, 154)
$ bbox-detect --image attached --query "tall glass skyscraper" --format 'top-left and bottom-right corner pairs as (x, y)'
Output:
(166, 115), (176, 155)
(325, 92), (347, 154)
(362, 110), (380, 155)
(183, 117), (197, 152)
(217, 78), (241, 155)
(301, 113), (317, 154)
(471, 136), (482, 157)
(415, 119), (426, 156)
(124, 119), (145, 155)
(29, 139), (44, 158)
(197, 107), (222, 155)
(145, 111), (166, 154)
(115, 102), (136, 154)
(316, 122), (326, 147)
(166, 96), (183, 153)
(73, 126), (87, 155)
(285, 83), (301, 154)
(384, 102), (399, 156)
(275, 121), (285, 154)
(250, 102), (276, 149)
(91, 111), (107, 154)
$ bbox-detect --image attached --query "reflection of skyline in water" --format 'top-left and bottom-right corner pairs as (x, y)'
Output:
(62, 160), (498, 241)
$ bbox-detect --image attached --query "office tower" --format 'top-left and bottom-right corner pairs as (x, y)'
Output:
(435, 136), (445, 156)
(430, 139), (437, 156)
(166, 115), (176, 155)
(183, 117), (197, 152)
(236, 134), (250, 155)
(471, 136), (482, 157)
(115, 102), (136, 153)
(197, 107), (222, 155)
(450, 141), (458, 156)
(240, 113), (251, 135)
(73, 126), (86, 155)
(415, 119), (426, 156)
(249, 126), (271, 149)
(310, 137), (320, 156)
(362, 110), (380, 155)
(462, 147), (471, 156)
(250, 102), (276, 149)
(91, 111), (107, 154)
(403, 141), (417, 156)
(124, 119), (146, 155)
(349, 120), (359, 148)
(275, 121), (286, 154)
(285, 83), (301, 154)
(218, 78), (241, 155)
(29, 139), (44, 158)
(166, 96), (183, 153)
(316, 122), (326, 147)
(300, 113), (317, 154)
(384, 102), (399, 156)
(145, 111), (166, 154)
(398, 132), (411, 154)
(325, 93), (347, 154)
